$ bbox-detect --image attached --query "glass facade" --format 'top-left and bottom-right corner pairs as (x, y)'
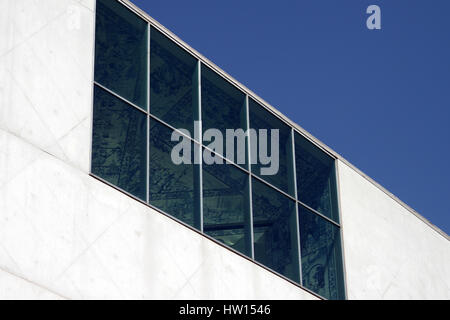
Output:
(92, 0), (345, 300)
(252, 178), (299, 282)
(295, 132), (339, 222)
(91, 86), (147, 201)
(149, 119), (198, 228)
(203, 160), (251, 256)
(201, 65), (247, 168)
(95, 0), (148, 109)
(150, 27), (198, 134)
(249, 98), (295, 195)
(299, 205), (345, 300)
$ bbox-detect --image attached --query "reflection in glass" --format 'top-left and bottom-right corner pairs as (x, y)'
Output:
(295, 132), (338, 222)
(150, 27), (198, 133)
(149, 119), (198, 228)
(202, 160), (251, 256)
(201, 65), (247, 168)
(252, 178), (299, 282)
(95, 0), (148, 109)
(91, 85), (147, 200)
(92, 0), (346, 297)
(299, 205), (345, 300)
(249, 99), (294, 195)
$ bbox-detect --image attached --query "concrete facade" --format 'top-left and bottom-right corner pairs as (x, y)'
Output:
(0, 0), (448, 299)
(338, 161), (450, 299)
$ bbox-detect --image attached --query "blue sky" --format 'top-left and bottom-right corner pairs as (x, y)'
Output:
(130, 0), (450, 235)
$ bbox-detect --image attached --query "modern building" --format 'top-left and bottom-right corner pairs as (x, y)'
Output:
(0, 0), (448, 300)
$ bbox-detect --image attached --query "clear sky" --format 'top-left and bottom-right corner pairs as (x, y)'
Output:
(130, 0), (450, 235)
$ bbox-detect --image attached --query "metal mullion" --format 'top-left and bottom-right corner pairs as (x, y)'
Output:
(245, 95), (255, 259)
(146, 23), (151, 203)
(195, 61), (203, 232)
(334, 160), (348, 300)
(89, 1), (97, 173)
(147, 22), (151, 114)
(250, 172), (297, 203)
(148, 113), (252, 180)
(89, 0), (98, 175)
(202, 146), (251, 175)
(290, 128), (303, 285)
(202, 149), (247, 172)
(146, 113), (150, 203)
(297, 200), (341, 228)
(94, 81), (148, 115)
(249, 172), (341, 228)
(291, 127), (336, 160)
(148, 114), (196, 144)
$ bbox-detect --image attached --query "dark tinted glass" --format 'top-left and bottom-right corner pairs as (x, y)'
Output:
(149, 119), (198, 228)
(295, 132), (338, 222)
(299, 205), (345, 300)
(92, 85), (147, 200)
(150, 27), (198, 134)
(249, 99), (294, 195)
(202, 160), (251, 257)
(201, 65), (247, 168)
(95, 0), (148, 109)
(252, 178), (299, 282)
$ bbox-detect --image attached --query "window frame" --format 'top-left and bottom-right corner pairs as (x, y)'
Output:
(90, 0), (347, 300)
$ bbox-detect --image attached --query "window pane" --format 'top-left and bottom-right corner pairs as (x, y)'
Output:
(91, 85), (147, 200)
(201, 65), (247, 168)
(150, 27), (198, 134)
(295, 132), (338, 222)
(299, 205), (345, 300)
(95, 0), (148, 109)
(252, 178), (299, 282)
(249, 99), (294, 196)
(149, 119), (198, 228)
(203, 160), (251, 257)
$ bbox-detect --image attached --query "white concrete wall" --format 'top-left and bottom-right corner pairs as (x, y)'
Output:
(1, 0), (448, 300)
(0, 0), (316, 300)
(0, 0), (94, 175)
(0, 268), (64, 300)
(0, 129), (317, 300)
(338, 160), (450, 299)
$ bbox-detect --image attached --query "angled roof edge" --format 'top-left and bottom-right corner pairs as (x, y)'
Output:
(117, 0), (449, 241)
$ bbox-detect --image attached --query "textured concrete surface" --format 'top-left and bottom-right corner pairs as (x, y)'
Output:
(0, 0), (448, 300)
(338, 160), (450, 299)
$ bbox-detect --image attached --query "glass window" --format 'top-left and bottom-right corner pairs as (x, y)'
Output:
(149, 119), (199, 229)
(252, 178), (299, 282)
(249, 99), (295, 196)
(201, 65), (247, 168)
(150, 27), (198, 134)
(91, 85), (147, 200)
(95, 0), (148, 109)
(295, 132), (338, 222)
(92, 1), (346, 298)
(202, 160), (251, 257)
(298, 205), (345, 300)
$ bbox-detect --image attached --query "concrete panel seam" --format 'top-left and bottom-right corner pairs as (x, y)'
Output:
(0, 266), (69, 300)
